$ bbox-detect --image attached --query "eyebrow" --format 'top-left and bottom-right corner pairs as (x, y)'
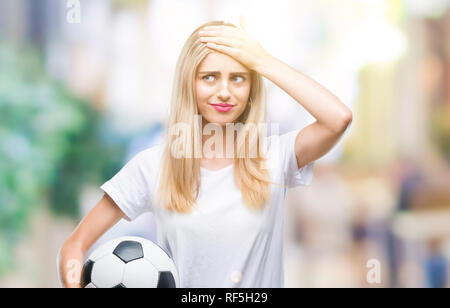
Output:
(197, 71), (250, 75)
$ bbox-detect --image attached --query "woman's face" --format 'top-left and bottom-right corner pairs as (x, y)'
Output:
(195, 52), (251, 127)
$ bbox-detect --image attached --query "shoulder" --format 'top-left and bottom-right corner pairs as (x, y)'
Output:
(126, 143), (166, 174)
(264, 129), (301, 153)
(137, 142), (166, 161)
(262, 129), (301, 172)
(117, 143), (167, 185)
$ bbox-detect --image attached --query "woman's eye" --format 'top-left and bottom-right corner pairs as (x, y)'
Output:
(203, 75), (215, 82)
(202, 75), (245, 83)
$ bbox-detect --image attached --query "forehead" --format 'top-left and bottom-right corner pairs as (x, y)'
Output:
(197, 52), (249, 73)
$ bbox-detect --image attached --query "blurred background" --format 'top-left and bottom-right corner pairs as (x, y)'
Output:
(1, 0), (450, 288)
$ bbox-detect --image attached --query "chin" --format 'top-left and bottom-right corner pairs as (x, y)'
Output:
(203, 114), (237, 126)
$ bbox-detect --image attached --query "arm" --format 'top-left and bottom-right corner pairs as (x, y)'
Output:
(58, 193), (125, 288)
(198, 26), (352, 169)
(255, 55), (353, 169)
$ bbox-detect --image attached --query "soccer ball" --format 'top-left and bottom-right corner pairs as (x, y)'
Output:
(81, 236), (179, 288)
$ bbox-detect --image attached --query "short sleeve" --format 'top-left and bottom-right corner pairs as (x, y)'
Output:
(279, 129), (314, 188)
(100, 151), (153, 221)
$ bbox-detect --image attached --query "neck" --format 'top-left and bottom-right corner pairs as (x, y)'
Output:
(201, 119), (233, 159)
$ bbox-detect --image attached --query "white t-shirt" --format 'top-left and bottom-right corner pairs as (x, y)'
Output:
(100, 128), (314, 288)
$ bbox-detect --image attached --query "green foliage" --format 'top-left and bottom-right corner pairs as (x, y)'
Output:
(0, 43), (127, 275)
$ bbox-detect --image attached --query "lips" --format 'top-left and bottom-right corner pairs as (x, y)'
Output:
(211, 103), (234, 107)
(211, 103), (234, 112)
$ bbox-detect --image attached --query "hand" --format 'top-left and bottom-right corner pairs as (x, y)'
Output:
(198, 17), (271, 72)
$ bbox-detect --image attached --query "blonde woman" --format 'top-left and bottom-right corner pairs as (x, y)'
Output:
(58, 20), (352, 288)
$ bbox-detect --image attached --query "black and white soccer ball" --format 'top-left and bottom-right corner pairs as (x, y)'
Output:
(81, 236), (179, 288)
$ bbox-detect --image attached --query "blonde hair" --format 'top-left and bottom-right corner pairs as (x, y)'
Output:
(156, 20), (274, 213)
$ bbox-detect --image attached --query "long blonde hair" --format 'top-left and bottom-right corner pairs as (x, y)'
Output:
(156, 20), (274, 213)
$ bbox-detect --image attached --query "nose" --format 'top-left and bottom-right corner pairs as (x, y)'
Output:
(216, 79), (231, 101)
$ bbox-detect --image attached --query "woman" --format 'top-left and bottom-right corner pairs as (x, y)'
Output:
(58, 20), (352, 288)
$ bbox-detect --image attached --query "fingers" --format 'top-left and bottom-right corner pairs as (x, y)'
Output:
(199, 25), (248, 57)
(199, 26), (245, 52)
(203, 42), (236, 56)
(199, 26), (245, 40)
(199, 36), (237, 48)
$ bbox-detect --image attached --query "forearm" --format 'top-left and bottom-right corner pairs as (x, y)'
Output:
(57, 194), (125, 287)
(256, 54), (352, 132)
(58, 241), (84, 288)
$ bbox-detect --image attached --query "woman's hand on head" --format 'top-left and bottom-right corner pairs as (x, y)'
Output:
(198, 19), (271, 73)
